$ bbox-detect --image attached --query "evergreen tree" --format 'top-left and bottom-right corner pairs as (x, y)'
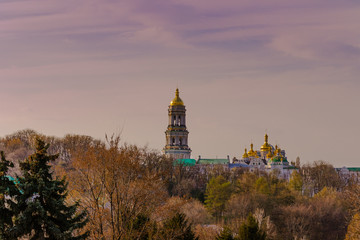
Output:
(13, 139), (88, 240)
(0, 151), (18, 240)
(204, 176), (232, 220)
(238, 213), (266, 240)
(159, 212), (198, 240)
(216, 226), (234, 240)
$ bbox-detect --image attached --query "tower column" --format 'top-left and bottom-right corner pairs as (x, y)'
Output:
(163, 89), (191, 159)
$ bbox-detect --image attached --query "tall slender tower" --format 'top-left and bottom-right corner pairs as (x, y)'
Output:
(163, 88), (191, 159)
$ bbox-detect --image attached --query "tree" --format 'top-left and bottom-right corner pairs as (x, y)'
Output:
(254, 177), (270, 195)
(205, 176), (232, 221)
(345, 213), (360, 240)
(0, 151), (19, 239)
(302, 161), (343, 196)
(295, 157), (301, 169)
(308, 190), (348, 240)
(277, 204), (313, 240)
(216, 226), (234, 240)
(158, 212), (198, 240)
(289, 170), (303, 193)
(68, 135), (169, 239)
(238, 213), (266, 240)
(13, 139), (88, 240)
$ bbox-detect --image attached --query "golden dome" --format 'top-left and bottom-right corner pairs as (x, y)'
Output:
(170, 88), (184, 106)
(248, 143), (257, 157)
(260, 134), (271, 152)
(266, 150), (273, 159)
(242, 148), (249, 158)
(274, 145), (282, 156)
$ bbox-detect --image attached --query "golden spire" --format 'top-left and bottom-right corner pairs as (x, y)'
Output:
(260, 133), (271, 152)
(170, 88), (184, 106)
(242, 148), (249, 158)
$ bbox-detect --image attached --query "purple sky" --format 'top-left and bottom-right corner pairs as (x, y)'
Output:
(1, 0), (360, 166)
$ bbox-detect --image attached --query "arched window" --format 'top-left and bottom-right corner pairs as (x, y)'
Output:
(172, 137), (175, 145)
(179, 138), (182, 145)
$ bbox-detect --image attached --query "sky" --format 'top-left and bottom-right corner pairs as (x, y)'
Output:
(0, 0), (360, 167)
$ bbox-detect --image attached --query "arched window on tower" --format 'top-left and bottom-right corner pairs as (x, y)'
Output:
(179, 137), (182, 146)
(172, 137), (175, 145)
(173, 116), (176, 126)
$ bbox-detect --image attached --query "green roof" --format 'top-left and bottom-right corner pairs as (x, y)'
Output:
(347, 168), (360, 172)
(198, 158), (229, 165)
(173, 159), (196, 166)
(268, 156), (288, 163)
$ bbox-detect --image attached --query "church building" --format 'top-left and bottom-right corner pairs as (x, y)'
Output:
(162, 89), (295, 179)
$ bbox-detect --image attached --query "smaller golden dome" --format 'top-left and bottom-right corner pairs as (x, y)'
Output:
(170, 88), (184, 106)
(248, 143), (258, 157)
(242, 148), (249, 158)
(274, 145), (282, 156)
(266, 150), (273, 159)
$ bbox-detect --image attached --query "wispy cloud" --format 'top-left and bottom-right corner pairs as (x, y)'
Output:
(1, 0), (360, 165)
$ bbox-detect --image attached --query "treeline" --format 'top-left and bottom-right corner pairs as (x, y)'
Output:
(1, 129), (360, 239)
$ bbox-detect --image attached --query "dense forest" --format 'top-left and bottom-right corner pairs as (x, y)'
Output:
(1, 129), (360, 239)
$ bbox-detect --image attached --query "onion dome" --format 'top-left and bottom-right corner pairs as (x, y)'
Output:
(170, 88), (184, 106)
(274, 145), (282, 156)
(248, 143), (258, 157)
(260, 134), (271, 152)
(266, 150), (273, 159)
(242, 148), (249, 158)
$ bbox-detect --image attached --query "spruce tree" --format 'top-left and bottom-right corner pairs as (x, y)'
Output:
(238, 213), (266, 240)
(13, 139), (88, 240)
(216, 226), (234, 240)
(0, 151), (18, 240)
(159, 212), (198, 240)
(204, 176), (232, 221)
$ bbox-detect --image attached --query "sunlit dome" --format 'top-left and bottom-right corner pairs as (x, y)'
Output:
(170, 88), (184, 106)
(260, 134), (272, 152)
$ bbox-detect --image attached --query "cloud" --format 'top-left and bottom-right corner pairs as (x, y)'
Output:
(1, 0), (360, 166)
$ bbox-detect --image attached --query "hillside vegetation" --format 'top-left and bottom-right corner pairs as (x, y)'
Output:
(1, 129), (359, 240)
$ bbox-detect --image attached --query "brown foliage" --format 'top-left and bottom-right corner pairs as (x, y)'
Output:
(67, 135), (170, 239)
(301, 160), (344, 196)
(274, 188), (348, 240)
(194, 224), (220, 240)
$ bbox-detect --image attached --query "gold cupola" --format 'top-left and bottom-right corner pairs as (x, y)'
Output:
(243, 148), (249, 158)
(274, 145), (282, 156)
(170, 88), (184, 106)
(260, 134), (271, 152)
(248, 143), (257, 157)
(266, 150), (273, 159)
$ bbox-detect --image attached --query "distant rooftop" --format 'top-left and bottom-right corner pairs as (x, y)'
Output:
(198, 158), (229, 165)
(174, 159), (196, 166)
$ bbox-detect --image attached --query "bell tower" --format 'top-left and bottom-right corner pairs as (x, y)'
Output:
(163, 88), (191, 159)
